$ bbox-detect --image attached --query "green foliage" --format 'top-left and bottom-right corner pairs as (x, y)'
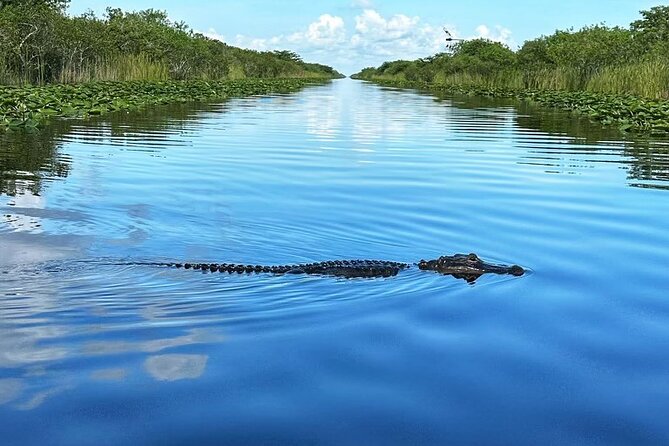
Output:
(452, 39), (516, 68)
(354, 5), (669, 100)
(0, 3), (343, 85)
(272, 50), (303, 63)
(362, 78), (669, 136)
(0, 78), (328, 130)
(0, 0), (69, 10)
(631, 5), (669, 46)
(540, 26), (636, 84)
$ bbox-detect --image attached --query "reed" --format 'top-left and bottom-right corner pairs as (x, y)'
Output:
(361, 57), (669, 100)
(432, 70), (524, 90)
(58, 54), (170, 84)
(586, 60), (669, 99)
(0, 4), (342, 86)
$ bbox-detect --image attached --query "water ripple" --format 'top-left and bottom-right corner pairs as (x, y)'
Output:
(1, 80), (669, 444)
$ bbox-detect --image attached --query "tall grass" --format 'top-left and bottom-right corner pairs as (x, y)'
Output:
(586, 60), (669, 98)
(366, 58), (669, 99)
(226, 64), (247, 80)
(520, 67), (585, 91)
(518, 61), (669, 98)
(58, 54), (169, 84)
(433, 70), (525, 90)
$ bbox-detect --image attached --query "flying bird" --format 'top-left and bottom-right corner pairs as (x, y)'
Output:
(443, 27), (464, 42)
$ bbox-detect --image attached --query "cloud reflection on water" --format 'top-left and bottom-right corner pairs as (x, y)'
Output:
(144, 354), (209, 382)
(0, 379), (24, 405)
(0, 268), (222, 411)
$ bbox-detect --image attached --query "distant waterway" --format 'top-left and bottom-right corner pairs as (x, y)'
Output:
(1, 79), (668, 445)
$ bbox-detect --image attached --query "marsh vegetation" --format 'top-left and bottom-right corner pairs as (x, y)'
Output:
(0, 1), (342, 129)
(0, 0), (343, 85)
(354, 6), (669, 98)
(353, 6), (669, 134)
(0, 79), (329, 129)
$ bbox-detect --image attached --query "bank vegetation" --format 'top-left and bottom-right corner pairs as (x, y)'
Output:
(0, 0), (343, 85)
(353, 6), (669, 134)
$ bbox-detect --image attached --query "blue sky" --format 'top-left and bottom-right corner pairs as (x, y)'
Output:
(68, 0), (660, 74)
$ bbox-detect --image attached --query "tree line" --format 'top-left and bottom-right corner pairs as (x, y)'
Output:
(0, 0), (343, 84)
(353, 6), (669, 99)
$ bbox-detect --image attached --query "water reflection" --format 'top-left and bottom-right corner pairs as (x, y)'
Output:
(90, 368), (128, 382)
(0, 268), (221, 411)
(433, 92), (669, 189)
(2, 191), (45, 233)
(1, 80), (669, 443)
(0, 126), (70, 196)
(0, 379), (23, 405)
(144, 354), (208, 382)
(16, 385), (73, 411)
(2, 84), (668, 203)
(0, 102), (217, 198)
(83, 329), (222, 356)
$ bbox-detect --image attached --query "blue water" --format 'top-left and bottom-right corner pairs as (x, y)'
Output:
(1, 79), (669, 445)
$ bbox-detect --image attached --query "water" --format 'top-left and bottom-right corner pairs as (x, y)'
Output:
(1, 79), (669, 445)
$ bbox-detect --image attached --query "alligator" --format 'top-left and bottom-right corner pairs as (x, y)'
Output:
(141, 253), (525, 283)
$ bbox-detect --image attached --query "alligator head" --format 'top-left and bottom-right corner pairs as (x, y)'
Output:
(418, 253), (525, 283)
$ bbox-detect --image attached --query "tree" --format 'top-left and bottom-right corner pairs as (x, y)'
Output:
(631, 6), (669, 45)
(273, 50), (302, 63)
(517, 38), (554, 68)
(452, 39), (516, 67)
(0, 0), (69, 10)
(0, 2), (63, 83)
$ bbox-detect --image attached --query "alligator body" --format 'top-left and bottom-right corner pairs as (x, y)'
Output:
(150, 253), (525, 283)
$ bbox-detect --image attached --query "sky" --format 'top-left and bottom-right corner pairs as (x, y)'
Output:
(68, 0), (661, 74)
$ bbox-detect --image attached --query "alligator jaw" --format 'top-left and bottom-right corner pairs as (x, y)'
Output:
(417, 253), (525, 283)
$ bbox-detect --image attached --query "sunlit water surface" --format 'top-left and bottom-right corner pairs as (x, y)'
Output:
(1, 79), (669, 445)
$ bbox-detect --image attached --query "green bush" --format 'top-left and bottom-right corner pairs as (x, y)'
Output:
(354, 5), (669, 99)
(0, 2), (343, 85)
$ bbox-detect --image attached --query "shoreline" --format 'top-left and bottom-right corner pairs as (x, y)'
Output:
(353, 77), (669, 137)
(0, 78), (333, 131)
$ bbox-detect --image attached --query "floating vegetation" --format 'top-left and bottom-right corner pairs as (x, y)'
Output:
(0, 79), (327, 130)
(357, 79), (669, 136)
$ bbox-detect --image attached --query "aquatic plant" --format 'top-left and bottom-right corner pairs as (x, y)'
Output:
(358, 78), (669, 136)
(0, 79), (328, 130)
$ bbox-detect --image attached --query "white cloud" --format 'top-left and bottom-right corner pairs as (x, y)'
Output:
(217, 14), (346, 52)
(474, 24), (513, 45)
(350, 9), (443, 58)
(201, 28), (226, 43)
(354, 10), (419, 38)
(197, 10), (513, 73)
(289, 14), (347, 46)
